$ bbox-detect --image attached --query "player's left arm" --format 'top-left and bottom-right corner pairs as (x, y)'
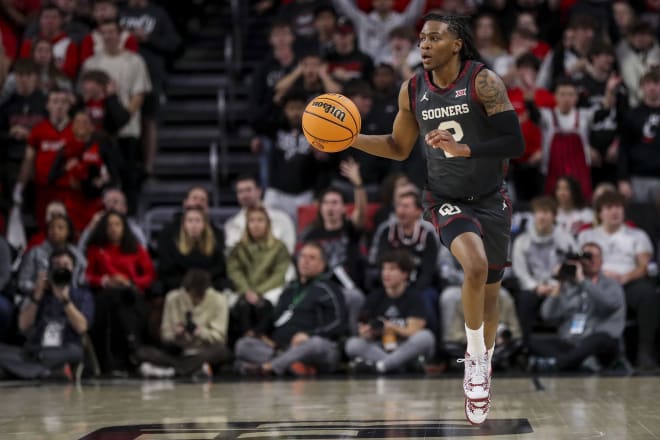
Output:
(426, 69), (525, 159)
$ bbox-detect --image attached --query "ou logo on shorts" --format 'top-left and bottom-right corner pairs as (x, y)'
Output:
(438, 203), (462, 216)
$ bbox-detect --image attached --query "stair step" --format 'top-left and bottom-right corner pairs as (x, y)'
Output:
(153, 152), (212, 177)
(162, 99), (218, 123)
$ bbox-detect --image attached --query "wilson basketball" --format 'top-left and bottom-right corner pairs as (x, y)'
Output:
(302, 93), (361, 153)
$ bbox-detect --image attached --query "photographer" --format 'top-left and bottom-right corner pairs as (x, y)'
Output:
(0, 249), (93, 380)
(512, 195), (577, 345)
(528, 243), (625, 372)
(345, 249), (435, 374)
(136, 269), (231, 379)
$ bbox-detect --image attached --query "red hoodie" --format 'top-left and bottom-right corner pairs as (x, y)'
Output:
(86, 244), (155, 293)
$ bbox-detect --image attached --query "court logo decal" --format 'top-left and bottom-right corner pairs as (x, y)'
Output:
(439, 203), (462, 216)
(80, 419), (533, 439)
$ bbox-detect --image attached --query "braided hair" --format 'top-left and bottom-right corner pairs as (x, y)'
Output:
(422, 14), (481, 62)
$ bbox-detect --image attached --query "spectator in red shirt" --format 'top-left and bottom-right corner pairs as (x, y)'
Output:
(86, 210), (155, 373)
(49, 111), (111, 232)
(508, 53), (555, 201)
(19, 5), (79, 79)
(80, 0), (138, 64)
(14, 88), (73, 229)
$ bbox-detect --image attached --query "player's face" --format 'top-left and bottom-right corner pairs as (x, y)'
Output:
(418, 21), (462, 71)
(381, 262), (407, 294)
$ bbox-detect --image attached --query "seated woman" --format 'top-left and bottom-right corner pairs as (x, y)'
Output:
(85, 210), (155, 374)
(19, 212), (86, 299)
(554, 175), (594, 238)
(227, 207), (290, 343)
(157, 207), (228, 295)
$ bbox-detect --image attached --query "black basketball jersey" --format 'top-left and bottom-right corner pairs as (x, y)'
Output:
(408, 60), (507, 202)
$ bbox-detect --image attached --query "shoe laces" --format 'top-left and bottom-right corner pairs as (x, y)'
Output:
(457, 353), (489, 384)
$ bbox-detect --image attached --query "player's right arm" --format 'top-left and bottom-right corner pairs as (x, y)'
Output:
(351, 81), (419, 161)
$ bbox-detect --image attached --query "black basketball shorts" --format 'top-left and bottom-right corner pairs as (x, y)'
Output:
(424, 189), (513, 279)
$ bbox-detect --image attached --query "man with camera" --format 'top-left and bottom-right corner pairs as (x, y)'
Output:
(0, 248), (93, 379)
(136, 269), (230, 379)
(345, 249), (435, 374)
(578, 191), (659, 370)
(528, 242), (626, 372)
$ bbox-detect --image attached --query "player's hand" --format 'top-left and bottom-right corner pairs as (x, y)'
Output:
(425, 129), (470, 158)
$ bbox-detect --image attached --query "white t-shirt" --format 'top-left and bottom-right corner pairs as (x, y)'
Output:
(578, 225), (654, 275)
(82, 50), (152, 138)
(556, 207), (594, 238)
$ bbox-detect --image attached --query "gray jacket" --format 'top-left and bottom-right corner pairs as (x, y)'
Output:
(18, 242), (87, 296)
(541, 274), (626, 341)
(512, 226), (577, 291)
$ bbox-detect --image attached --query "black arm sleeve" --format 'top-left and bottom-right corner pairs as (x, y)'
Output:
(468, 110), (525, 159)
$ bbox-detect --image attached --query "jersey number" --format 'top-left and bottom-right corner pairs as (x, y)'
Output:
(437, 120), (464, 158)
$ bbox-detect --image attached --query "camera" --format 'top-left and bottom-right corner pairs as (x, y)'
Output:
(555, 251), (592, 283)
(362, 318), (384, 337)
(49, 267), (72, 288)
(184, 311), (197, 334)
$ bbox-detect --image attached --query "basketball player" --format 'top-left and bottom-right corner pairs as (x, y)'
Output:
(350, 15), (524, 424)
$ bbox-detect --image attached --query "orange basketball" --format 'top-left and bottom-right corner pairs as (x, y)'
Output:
(302, 93), (361, 153)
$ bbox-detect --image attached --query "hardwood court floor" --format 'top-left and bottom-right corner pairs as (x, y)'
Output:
(1, 376), (659, 439)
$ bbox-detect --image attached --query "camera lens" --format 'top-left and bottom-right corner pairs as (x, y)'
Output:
(50, 267), (72, 287)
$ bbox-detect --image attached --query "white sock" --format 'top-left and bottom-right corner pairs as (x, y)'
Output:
(487, 346), (494, 366)
(465, 323), (486, 357)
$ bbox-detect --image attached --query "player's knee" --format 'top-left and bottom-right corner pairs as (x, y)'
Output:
(462, 257), (488, 285)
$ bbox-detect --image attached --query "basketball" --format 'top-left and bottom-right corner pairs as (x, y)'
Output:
(302, 93), (361, 153)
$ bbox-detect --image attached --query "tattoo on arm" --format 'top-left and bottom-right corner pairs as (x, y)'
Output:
(475, 69), (513, 116)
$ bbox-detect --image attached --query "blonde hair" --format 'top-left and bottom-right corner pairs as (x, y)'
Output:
(176, 208), (216, 256)
(240, 206), (275, 246)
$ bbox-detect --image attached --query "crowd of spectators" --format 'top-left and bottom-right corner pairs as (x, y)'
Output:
(0, 0), (659, 380)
